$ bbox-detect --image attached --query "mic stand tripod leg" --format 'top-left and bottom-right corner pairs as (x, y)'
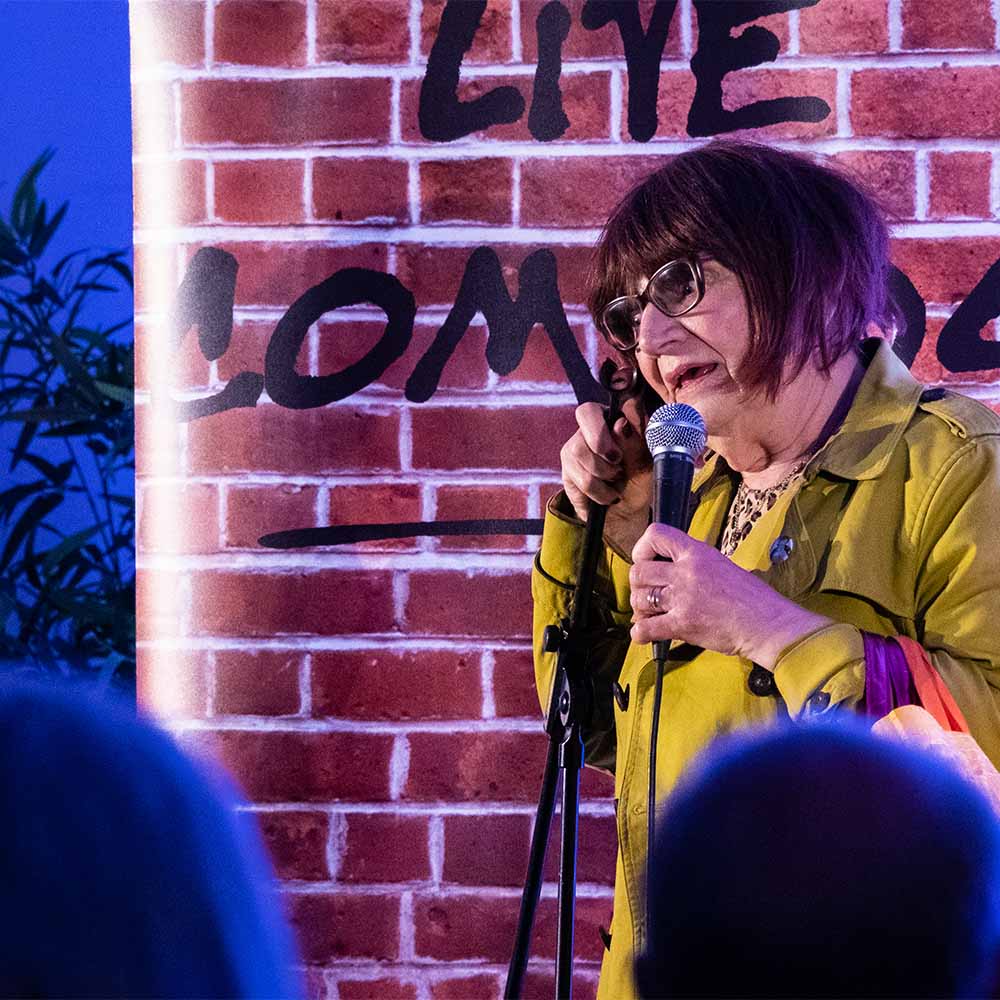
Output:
(505, 735), (559, 999)
(556, 724), (583, 999)
(505, 361), (635, 999)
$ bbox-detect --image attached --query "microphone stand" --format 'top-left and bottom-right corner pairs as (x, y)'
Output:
(504, 362), (635, 1000)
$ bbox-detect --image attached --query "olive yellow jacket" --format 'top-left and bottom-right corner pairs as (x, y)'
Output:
(532, 338), (1000, 999)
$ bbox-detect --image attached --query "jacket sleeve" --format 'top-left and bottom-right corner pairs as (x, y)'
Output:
(532, 492), (634, 774)
(910, 436), (1000, 768)
(773, 436), (1000, 769)
(772, 622), (866, 719)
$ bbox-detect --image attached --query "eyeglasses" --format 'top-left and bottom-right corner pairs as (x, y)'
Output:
(599, 258), (705, 351)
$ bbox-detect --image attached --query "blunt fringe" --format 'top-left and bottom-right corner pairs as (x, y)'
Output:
(588, 141), (900, 399)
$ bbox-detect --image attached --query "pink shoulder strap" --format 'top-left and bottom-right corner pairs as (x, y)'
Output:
(895, 635), (971, 734)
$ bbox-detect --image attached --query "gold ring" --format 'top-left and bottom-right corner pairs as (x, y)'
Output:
(647, 586), (663, 613)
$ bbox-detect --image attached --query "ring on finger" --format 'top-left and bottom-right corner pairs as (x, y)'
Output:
(646, 586), (663, 613)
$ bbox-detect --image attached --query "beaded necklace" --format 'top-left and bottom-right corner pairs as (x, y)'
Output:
(719, 457), (810, 557)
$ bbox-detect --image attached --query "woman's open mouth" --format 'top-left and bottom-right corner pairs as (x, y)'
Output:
(675, 363), (718, 393)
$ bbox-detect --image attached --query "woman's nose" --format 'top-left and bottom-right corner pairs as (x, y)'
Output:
(636, 302), (679, 356)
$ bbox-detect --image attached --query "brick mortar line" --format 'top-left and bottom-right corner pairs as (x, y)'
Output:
(787, 8), (801, 57)
(134, 224), (605, 243)
(480, 650), (497, 719)
(134, 386), (581, 406)
(173, 717), (543, 734)
(836, 66), (851, 137)
(888, 0), (903, 51)
(408, 0), (421, 66)
(916, 149), (930, 220)
(389, 735), (411, 799)
(133, 136), (1000, 165)
(144, 632), (540, 648)
(131, 51), (1000, 84)
(305, 0), (317, 65)
(398, 890), (416, 963)
(678, 0), (693, 59)
(318, 963), (602, 983)
(510, 0), (523, 61)
(133, 382), (997, 418)
(245, 801), (614, 816)
(137, 391), (583, 408)
(139, 305), (596, 322)
(136, 369), (591, 391)
(139, 637), (533, 651)
(132, 219), (1000, 246)
(299, 652), (312, 716)
(137, 551), (536, 568)
(135, 472), (566, 487)
(203, 0), (215, 66)
(201, 303), (590, 319)
(281, 883), (615, 900)
(609, 67), (623, 144)
(428, 814), (445, 889)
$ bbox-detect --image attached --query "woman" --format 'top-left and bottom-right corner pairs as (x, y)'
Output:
(532, 141), (1000, 998)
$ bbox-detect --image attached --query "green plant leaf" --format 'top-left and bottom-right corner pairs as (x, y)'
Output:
(10, 411), (40, 471)
(11, 148), (54, 239)
(0, 233), (28, 267)
(0, 492), (61, 572)
(41, 525), (101, 573)
(66, 326), (107, 349)
(39, 419), (104, 437)
(46, 591), (116, 626)
(21, 453), (72, 486)
(0, 406), (90, 423)
(0, 480), (47, 518)
(0, 149), (136, 680)
(28, 201), (67, 258)
(52, 247), (88, 280)
(43, 331), (101, 403)
(93, 380), (133, 406)
(83, 252), (133, 290)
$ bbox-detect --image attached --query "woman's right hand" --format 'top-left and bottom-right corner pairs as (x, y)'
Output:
(559, 397), (653, 553)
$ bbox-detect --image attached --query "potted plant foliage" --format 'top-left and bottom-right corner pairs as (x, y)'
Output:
(0, 150), (134, 688)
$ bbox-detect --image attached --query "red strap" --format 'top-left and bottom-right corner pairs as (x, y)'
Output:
(895, 635), (970, 734)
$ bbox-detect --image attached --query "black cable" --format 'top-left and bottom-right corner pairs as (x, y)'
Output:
(646, 655), (666, 934)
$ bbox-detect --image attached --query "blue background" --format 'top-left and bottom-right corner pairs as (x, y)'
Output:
(0, 0), (132, 309)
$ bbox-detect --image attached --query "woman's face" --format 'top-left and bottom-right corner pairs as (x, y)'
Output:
(634, 259), (753, 435)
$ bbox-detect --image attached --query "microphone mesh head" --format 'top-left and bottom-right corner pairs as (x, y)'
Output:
(645, 403), (707, 459)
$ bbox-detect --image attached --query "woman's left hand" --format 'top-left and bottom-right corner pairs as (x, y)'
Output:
(629, 524), (834, 670)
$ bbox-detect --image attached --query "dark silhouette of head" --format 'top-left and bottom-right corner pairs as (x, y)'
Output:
(0, 677), (301, 998)
(636, 723), (1000, 999)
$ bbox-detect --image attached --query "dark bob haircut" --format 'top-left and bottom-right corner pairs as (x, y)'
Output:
(588, 141), (899, 400)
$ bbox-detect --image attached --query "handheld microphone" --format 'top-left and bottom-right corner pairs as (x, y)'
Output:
(643, 403), (707, 663)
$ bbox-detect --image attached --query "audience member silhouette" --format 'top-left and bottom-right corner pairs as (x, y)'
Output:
(636, 723), (1000, 999)
(0, 677), (301, 998)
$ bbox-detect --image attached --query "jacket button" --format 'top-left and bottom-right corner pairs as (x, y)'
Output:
(747, 664), (776, 697)
(920, 387), (947, 403)
(769, 536), (795, 563)
(806, 689), (831, 713)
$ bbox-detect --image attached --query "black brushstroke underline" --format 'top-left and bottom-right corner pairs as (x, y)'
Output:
(259, 518), (546, 548)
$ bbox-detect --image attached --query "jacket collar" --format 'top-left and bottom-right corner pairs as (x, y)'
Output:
(692, 337), (924, 491)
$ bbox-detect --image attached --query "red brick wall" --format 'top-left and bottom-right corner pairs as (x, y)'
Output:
(130, 1), (1000, 996)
